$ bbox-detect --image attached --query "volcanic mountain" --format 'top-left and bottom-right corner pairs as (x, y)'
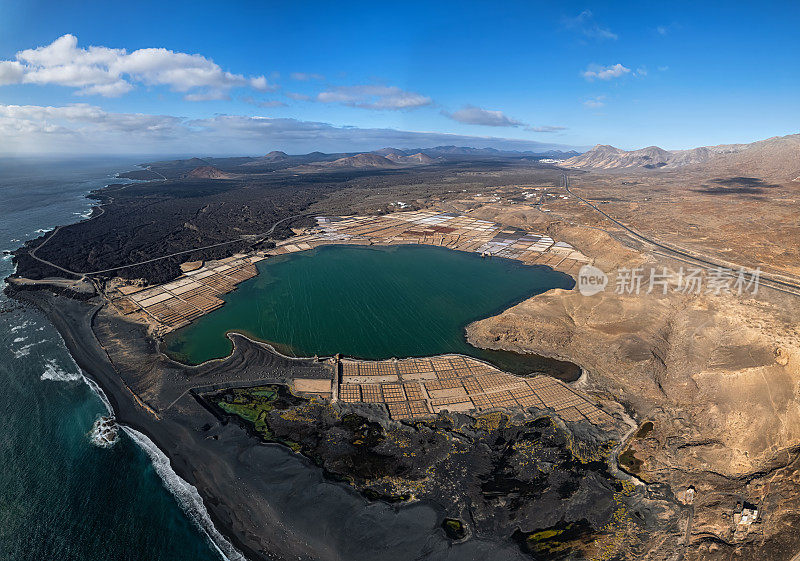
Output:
(323, 153), (399, 169)
(262, 150), (289, 161)
(561, 133), (800, 182)
(561, 144), (712, 170)
(373, 147), (408, 157)
(184, 165), (234, 179)
(374, 148), (436, 165)
(405, 152), (435, 164)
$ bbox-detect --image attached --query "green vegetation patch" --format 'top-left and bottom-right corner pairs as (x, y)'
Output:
(619, 448), (644, 473)
(215, 384), (303, 442)
(441, 518), (466, 540)
(512, 519), (594, 559)
(634, 421), (654, 439)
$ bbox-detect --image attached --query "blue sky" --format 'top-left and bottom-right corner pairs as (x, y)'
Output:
(1, 0), (798, 155)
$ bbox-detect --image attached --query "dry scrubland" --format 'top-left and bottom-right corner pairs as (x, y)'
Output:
(455, 164), (800, 559)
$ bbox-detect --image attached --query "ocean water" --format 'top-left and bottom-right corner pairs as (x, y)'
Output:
(166, 244), (574, 369)
(0, 158), (220, 561)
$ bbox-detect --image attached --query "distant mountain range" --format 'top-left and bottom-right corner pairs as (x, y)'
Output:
(561, 133), (800, 181)
(141, 134), (799, 181)
(148, 145), (582, 175)
(305, 146), (577, 169)
(387, 146), (581, 158)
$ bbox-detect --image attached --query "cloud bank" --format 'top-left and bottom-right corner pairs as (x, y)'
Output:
(442, 105), (566, 134)
(442, 105), (524, 127)
(316, 85), (432, 110)
(0, 103), (580, 155)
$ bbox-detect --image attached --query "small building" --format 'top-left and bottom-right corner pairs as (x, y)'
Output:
(684, 486), (695, 505)
(734, 501), (759, 525)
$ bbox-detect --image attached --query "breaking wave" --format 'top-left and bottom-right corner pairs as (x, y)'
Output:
(122, 427), (246, 561)
(82, 375), (113, 415)
(10, 321), (31, 333)
(13, 342), (36, 358)
(40, 358), (83, 382)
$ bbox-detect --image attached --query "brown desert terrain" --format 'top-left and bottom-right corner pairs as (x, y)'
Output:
(453, 135), (800, 558)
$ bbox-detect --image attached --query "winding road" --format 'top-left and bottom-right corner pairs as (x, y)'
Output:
(561, 172), (800, 297)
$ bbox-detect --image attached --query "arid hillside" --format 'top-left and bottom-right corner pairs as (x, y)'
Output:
(563, 133), (800, 182)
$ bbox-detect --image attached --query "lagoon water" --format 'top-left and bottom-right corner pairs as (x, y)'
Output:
(165, 244), (574, 370)
(0, 159), (219, 561)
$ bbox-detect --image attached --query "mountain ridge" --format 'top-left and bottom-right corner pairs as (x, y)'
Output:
(561, 133), (800, 181)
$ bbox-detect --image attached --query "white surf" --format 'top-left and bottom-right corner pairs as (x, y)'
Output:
(122, 427), (247, 561)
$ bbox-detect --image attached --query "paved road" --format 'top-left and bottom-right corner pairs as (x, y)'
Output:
(146, 166), (168, 181)
(25, 212), (307, 278)
(27, 225), (83, 278)
(561, 172), (800, 297)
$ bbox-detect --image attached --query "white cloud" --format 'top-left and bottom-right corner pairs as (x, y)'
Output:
(0, 61), (25, 85)
(563, 10), (618, 41)
(0, 103), (182, 139)
(0, 102), (579, 155)
(184, 90), (231, 102)
(290, 72), (324, 81)
(249, 76), (271, 91)
(3, 34), (274, 98)
(285, 91), (310, 101)
(583, 95), (606, 108)
(525, 125), (567, 133)
(316, 84), (432, 110)
(442, 105), (525, 127)
(77, 81), (135, 97)
(582, 63), (631, 81)
(241, 96), (287, 108)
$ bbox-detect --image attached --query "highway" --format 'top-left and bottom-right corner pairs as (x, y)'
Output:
(561, 172), (800, 297)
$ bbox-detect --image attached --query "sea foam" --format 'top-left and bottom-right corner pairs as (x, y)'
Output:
(13, 343), (36, 358)
(122, 427), (247, 561)
(10, 321), (31, 333)
(40, 358), (83, 382)
(88, 416), (119, 448)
